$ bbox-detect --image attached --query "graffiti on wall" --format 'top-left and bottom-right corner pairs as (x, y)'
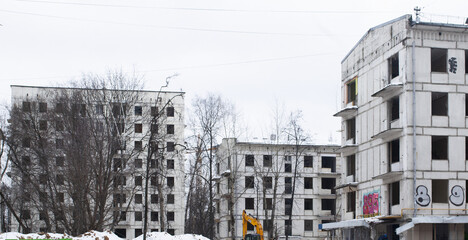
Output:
(415, 185), (430, 206)
(449, 185), (464, 206)
(362, 190), (379, 217)
(416, 184), (465, 207)
(449, 57), (458, 73)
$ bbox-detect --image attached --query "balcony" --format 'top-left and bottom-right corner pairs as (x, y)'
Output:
(371, 82), (403, 99)
(333, 106), (358, 119)
(371, 128), (403, 141)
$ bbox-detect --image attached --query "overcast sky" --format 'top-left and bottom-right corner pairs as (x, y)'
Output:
(1, 0), (467, 143)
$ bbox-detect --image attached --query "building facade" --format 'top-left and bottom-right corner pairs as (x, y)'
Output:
(215, 138), (340, 240)
(325, 14), (468, 239)
(8, 85), (185, 238)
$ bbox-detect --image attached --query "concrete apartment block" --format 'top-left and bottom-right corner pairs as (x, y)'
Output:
(214, 138), (340, 240)
(324, 14), (468, 239)
(9, 85), (185, 238)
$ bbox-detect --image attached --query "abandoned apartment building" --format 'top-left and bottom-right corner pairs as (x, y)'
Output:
(325, 14), (468, 239)
(8, 85), (185, 238)
(214, 138), (340, 240)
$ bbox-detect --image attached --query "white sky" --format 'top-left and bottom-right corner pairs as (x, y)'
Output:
(1, 0), (467, 143)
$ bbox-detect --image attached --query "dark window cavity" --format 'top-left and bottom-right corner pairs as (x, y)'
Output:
(432, 92), (448, 116)
(431, 48), (447, 72)
(432, 136), (448, 160)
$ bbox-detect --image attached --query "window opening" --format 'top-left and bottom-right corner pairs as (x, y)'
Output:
(431, 48), (447, 72)
(432, 136), (448, 160)
(432, 92), (448, 116)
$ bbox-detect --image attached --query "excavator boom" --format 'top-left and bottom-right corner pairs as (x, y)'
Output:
(242, 210), (264, 240)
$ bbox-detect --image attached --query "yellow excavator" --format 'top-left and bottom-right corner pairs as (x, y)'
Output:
(242, 210), (264, 240)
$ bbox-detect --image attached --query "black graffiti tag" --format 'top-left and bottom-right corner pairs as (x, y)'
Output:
(415, 185), (430, 207)
(449, 185), (464, 206)
(449, 57), (457, 74)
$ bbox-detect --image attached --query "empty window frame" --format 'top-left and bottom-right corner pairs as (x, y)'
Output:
(263, 177), (272, 189)
(134, 124), (142, 133)
(167, 194), (174, 204)
(285, 198), (292, 215)
(389, 139), (400, 164)
(151, 107), (158, 117)
(322, 199), (336, 215)
(167, 124), (175, 134)
(432, 136), (448, 160)
(304, 156), (313, 168)
(431, 48), (447, 72)
(433, 224), (449, 240)
(56, 139), (64, 149)
(135, 176), (142, 186)
(135, 212), (142, 221)
(285, 220), (292, 236)
(284, 163), (292, 172)
(432, 180), (448, 203)
(466, 137), (468, 160)
(135, 194), (142, 204)
(263, 155), (272, 167)
(247, 221), (254, 231)
(134, 141), (143, 151)
(151, 194), (158, 204)
(134, 158), (142, 168)
(304, 198), (313, 210)
(304, 220), (314, 231)
(56, 156), (64, 167)
(114, 229), (126, 239)
(346, 118), (356, 142)
(432, 92), (448, 116)
(167, 142), (175, 152)
(167, 229), (175, 235)
(466, 50), (468, 74)
(245, 198), (254, 209)
(167, 177), (174, 188)
(151, 176), (157, 186)
(39, 120), (48, 131)
(245, 176), (254, 189)
(389, 97), (399, 121)
(245, 155), (254, 167)
(321, 178), (336, 194)
(322, 156), (336, 172)
(466, 94), (468, 117)
(167, 107), (175, 117)
(39, 102), (47, 113)
(151, 124), (158, 134)
(346, 77), (357, 105)
(347, 192), (356, 212)
(390, 181), (400, 206)
(285, 177), (292, 194)
(304, 177), (313, 189)
(22, 101), (31, 112)
(151, 211), (158, 221)
(134, 106), (142, 116)
(135, 229), (142, 238)
(167, 159), (175, 169)
(264, 198), (273, 210)
(388, 53), (399, 81)
(347, 155), (356, 176)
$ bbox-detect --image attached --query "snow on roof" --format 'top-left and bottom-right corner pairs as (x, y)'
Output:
(0, 231), (209, 240)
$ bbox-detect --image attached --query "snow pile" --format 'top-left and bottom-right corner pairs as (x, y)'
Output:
(0, 231), (209, 240)
(134, 232), (209, 240)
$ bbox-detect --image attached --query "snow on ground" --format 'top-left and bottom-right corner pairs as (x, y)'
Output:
(0, 231), (209, 240)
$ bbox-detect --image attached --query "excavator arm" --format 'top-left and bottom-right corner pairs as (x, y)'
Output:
(242, 210), (264, 240)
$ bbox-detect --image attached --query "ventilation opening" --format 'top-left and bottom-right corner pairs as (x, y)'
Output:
(431, 48), (447, 72)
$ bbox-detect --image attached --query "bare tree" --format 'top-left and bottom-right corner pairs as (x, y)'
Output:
(284, 111), (309, 240)
(6, 71), (145, 235)
(185, 94), (232, 239)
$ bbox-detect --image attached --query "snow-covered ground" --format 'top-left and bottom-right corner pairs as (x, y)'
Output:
(0, 230), (209, 240)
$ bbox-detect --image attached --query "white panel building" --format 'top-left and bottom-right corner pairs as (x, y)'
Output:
(9, 85), (185, 238)
(324, 14), (468, 239)
(215, 138), (340, 240)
